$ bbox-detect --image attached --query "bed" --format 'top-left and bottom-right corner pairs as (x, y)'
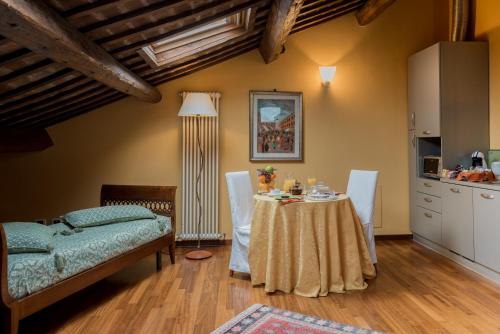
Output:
(0, 184), (176, 334)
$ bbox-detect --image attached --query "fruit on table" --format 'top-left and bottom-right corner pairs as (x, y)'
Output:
(257, 166), (277, 192)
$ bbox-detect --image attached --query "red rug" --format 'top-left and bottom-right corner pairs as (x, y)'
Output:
(211, 304), (383, 334)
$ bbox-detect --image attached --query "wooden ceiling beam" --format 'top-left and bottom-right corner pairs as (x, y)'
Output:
(292, 1), (363, 33)
(20, 39), (262, 128)
(0, 0), (162, 103)
(299, 0), (344, 12)
(0, 58), (53, 84)
(356, 0), (396, 26)
(0, 0), (262, 83)
(0, 47), (31, 67)
(35, 42), (260, 128)
(7, 86), (113, 126)
(0, 68), (75, 105)
(5, 30), (265, 124)
(35, 94), (125, 129)
(0, 1), (183, 81)
(295, 0), (364, 26)
(60, 0), (122, 19)
(20, 90), (124, 128)
(298, 0), (363, 18)
(0, 76), (90, 113)
(80, 0), (185, 35)
(0, 83), (105, 123)
(259, 0), (304, 64)
(0, 14), (270, 114)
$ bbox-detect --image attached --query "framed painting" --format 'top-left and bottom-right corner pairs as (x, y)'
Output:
(250, 91), (303, 161)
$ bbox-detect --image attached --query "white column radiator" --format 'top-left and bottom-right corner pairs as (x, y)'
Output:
(178, 91), (222, 241)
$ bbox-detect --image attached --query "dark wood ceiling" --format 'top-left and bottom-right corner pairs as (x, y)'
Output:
(0, 0), (367, 129)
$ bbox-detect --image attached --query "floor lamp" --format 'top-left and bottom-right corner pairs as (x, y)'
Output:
(178, 92), (217, 260)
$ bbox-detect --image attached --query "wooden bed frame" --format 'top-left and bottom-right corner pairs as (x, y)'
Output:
(0, 184), (176, 334)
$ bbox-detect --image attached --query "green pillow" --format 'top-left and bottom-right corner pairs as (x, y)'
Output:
(64, 205), (156, 228)
(2, 222), (54, 254)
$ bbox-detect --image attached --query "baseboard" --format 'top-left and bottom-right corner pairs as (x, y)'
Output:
(375, 234), (413, 240)
(413, 234), (500, 285)
(176, 239), (231, 247)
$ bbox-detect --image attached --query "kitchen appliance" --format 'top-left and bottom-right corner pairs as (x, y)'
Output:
(423, 155), (442, 179)
(471, 151), (488, 169)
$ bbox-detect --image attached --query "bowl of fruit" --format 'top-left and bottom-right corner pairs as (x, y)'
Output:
(257, 166), (277, 193)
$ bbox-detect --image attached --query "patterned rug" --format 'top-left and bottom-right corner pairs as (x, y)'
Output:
(211, 304), (383, 334)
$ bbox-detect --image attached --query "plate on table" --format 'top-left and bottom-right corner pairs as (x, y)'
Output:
(265, 191), (286, 197)
(305, 193), (337, 201)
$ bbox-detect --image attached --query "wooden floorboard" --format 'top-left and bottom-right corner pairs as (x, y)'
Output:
(20, 240), (500, 333)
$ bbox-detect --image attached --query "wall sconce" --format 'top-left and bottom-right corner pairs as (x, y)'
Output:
(319, 66), (336, 86)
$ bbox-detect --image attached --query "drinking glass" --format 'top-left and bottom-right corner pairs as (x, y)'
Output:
(283, 172), (295, 193)
(306, 177), (317, 193)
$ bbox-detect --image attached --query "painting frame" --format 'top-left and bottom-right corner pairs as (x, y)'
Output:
(249, 90), (303, 162)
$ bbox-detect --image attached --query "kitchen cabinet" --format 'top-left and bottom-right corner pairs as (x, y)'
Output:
(408, 43), (440, 137)
(473, 188), (500, 272)
(408, 42), (489, 168)
(407, 41), (495, 282)
(441, 183), (474, 260)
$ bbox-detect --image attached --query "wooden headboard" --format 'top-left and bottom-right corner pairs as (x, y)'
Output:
(100, 185), (177, 229)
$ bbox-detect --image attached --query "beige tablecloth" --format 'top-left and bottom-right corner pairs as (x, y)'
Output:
(248, 195), (376, 297)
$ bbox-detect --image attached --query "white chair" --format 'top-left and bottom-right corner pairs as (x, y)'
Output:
(225, 171), (254, 274)
(346, 170), (379, 264)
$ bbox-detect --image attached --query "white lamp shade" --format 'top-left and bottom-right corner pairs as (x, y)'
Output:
(319, 66), (336, 84)
(178, 92), (217, 117)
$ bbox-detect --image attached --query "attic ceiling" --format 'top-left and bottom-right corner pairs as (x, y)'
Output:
(0, 0), (375, 129)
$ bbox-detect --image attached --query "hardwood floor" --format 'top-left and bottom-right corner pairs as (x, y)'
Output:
(20, 240), (500, 334)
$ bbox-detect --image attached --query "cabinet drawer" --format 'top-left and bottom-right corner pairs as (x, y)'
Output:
(473, 188), (500, 272)
(413, 207), (442, 244)
(416, 192), (441, 213)
(417, 178), (441, 197)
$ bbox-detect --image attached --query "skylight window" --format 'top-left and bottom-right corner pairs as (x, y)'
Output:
(139, 8), (256, 68)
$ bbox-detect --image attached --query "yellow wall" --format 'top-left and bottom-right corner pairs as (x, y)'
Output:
(0, 0), (443, 236)
(475, 0), (500, 148)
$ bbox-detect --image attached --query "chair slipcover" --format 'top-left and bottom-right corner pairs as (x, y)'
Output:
(347, 170), (379, 264)
(225, 171), (254, 273)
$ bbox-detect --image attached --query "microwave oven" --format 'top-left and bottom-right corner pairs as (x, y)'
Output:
(423, 156), (442, 179)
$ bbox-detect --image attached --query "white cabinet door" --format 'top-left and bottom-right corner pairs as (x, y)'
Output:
(442, 184), (474, 260)
(473, 188), (500, 272)
(408, 43), (441, 137)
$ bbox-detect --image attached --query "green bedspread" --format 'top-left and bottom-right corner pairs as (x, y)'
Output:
(7, 215), (171, 300)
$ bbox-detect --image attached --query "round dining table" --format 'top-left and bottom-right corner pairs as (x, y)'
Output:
(248, 194), (376, 297)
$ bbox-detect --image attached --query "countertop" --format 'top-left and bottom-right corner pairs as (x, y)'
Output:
(440, 178), (500, 191)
